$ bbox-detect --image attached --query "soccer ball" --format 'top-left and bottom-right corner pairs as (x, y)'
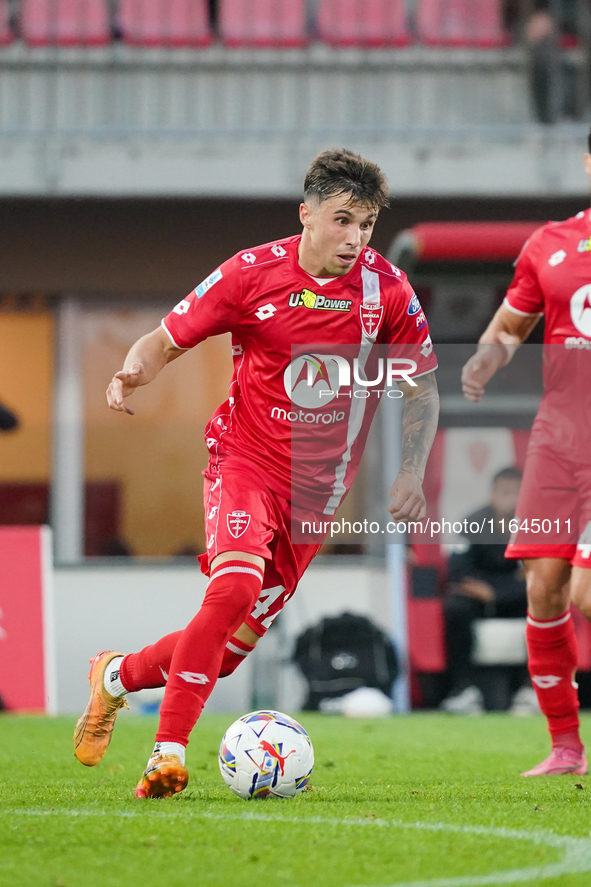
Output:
(218, 709), (314, 800)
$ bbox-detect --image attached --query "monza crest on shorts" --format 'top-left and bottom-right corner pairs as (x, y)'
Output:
(227, 510), (251, 538)
(360, 303), (383, 338)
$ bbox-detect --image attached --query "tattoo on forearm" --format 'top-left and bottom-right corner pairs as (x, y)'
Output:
(400, 374), (439, 480)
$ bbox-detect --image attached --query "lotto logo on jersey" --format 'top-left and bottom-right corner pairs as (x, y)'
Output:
(420, 334), (433, 358)
(288, 289), (352, 312)
(227, 510), (251, 538)
(194, 268), (223, 299)
(548, 250), (567, 266)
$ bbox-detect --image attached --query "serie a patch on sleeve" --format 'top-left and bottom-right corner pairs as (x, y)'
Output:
(194, 268), (223, 299)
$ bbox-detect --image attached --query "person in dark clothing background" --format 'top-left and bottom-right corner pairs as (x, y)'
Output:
(0, 401), (18, 432)
(440, 466), (536, 715)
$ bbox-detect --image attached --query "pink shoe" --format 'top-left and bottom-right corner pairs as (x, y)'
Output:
(521, 746), (588, 777)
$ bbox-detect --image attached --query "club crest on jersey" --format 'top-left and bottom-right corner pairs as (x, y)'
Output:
(288, 289), (352, 312)
(578, 238), (591, 253)
(360, 303), (383, 338)
(227, 511), (251, 538)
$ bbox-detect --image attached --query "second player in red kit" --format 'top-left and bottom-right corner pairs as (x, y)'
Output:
(73, 149), (439, 798)
(462, 137), (591, 777)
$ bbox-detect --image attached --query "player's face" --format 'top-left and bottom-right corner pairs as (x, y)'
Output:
(299, 193), (378, 277)
(585, 153), (591, 186)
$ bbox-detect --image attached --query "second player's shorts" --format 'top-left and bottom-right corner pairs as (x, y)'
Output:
(198, 456), (323, 637)
(506, 446), (591, 568)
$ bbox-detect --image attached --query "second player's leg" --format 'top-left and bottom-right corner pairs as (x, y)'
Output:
(525, 557), (571, 619)
(568, 565), (591, 621)
(522, 557), (587, 776)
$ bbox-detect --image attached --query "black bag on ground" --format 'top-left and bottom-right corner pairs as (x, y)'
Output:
(293, 612), (398, 711)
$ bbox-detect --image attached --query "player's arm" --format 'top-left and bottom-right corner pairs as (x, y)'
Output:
(461, 304), (541, 403)
(106, 326), (186, 415)
(389, 371), (439, 521)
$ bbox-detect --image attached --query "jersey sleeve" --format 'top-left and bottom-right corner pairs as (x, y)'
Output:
(382, 276), (438, 377)
(161, 255), (243, 349)
(504, 229), (545, 316)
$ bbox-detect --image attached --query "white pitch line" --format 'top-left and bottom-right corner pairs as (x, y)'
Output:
(3, 809), (591, 886)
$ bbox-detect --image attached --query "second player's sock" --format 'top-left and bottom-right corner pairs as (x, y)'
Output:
(155, 560), (264, 746)
(526, 610), (583, 750)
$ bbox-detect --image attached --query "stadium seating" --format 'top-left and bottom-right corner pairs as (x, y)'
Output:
(118, 0), (212, 48)
(416, 0), (510, 48)
(20, 0), (111, 46)
(317, 0), (411, 48)
(219, 0), (307, 49)
(0, 0), (13, 45)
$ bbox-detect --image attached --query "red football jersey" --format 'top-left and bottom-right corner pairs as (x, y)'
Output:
(505, 210), (591, 462)
(162, 234), (437, 513)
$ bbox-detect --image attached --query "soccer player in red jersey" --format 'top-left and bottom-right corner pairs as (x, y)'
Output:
(462, 138), (591, 777)
(74, 149), (439, 797)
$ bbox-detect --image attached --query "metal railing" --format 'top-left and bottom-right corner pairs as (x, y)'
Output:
(0, 43), (546, 141)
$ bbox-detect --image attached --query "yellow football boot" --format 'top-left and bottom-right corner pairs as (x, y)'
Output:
(135, 755), (189, 799)
(74, 650), (129, 766)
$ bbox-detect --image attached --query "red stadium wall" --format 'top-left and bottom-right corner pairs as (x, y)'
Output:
(0, 526), (55, 712)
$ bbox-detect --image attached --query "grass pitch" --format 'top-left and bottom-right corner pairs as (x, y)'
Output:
(2, 713), (591, 887)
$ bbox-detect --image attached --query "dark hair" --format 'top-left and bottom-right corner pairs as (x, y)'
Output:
(493, 466), (522, 484)
(304, 148), (389, 210)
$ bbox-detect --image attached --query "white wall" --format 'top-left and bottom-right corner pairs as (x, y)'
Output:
(54, 560), (389, 716)
(0, 45), (586, 197)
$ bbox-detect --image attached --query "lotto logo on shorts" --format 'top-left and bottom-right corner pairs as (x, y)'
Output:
(227, 510), (251, 538)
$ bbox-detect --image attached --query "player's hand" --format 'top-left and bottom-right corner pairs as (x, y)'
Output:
(106, 362), (146, 415)
(461, 338), (518, 403)
(388, 470), (426, 522)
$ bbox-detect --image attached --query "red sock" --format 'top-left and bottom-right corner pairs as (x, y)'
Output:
(219, 635), (256, 677)
(526, 610), (583, 751)
(120, 630), (256, 691)
(120, 631), (182, 692)
(155, 560), (263, 746)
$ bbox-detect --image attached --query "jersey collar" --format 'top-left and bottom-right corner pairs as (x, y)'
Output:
(288, 234), (361, 290)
